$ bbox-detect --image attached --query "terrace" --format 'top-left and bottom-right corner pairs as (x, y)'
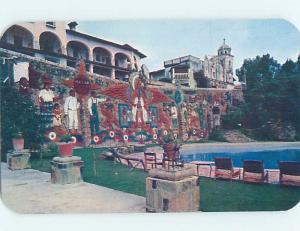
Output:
(2, 142), (298, 213)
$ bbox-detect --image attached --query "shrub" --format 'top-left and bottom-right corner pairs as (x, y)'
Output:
(221, 107), (243, 130)
(208, 129), (226, 142)
(12, 130), (23, 139)
(60, 134), (73, 143)
(1, 83), (46, 160)
(40, 142), (59, 158)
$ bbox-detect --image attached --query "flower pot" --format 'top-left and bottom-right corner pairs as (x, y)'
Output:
(58, 142), (74, 157)
(163, 143), (176, 150)
(163, 143), (177, 160)
(12, 138), (24, 151)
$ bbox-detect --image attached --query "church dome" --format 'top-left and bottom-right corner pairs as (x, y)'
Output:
(218, 43), (230, 50)
(218, 39), (231, 55)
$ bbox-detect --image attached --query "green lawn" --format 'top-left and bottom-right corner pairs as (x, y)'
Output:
(30, 147), (300, 212)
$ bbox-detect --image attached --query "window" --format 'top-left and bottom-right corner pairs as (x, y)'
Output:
(46, 22), (56, 28)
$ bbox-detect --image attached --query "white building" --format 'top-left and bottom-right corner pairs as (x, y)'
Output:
(150, 40), (234, 89)
(0, 21), (146, 82)
(204, 40), (234, 84)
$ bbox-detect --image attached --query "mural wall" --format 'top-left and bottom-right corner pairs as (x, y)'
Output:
(17, 59), (241, 146)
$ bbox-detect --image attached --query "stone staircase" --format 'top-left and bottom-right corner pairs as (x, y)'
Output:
(221, 130), (255, 143)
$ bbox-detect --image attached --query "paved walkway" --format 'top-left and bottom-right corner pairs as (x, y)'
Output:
(0, 163), (145, 213)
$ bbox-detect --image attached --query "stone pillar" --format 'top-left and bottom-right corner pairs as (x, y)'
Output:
(111, 57), (116, 79)
(171, 68), (175, 84)
(50, 156), (84, 185)
(88, 51), (93, 73)
(89, 63), (93, 74)
(33, 38), (39, 50)
(111, 69), (116, 79)
(146, 167), (200, 212)
(7, 149), (31, 170)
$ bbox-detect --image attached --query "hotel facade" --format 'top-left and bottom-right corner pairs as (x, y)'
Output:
(0, 21), (146, 82)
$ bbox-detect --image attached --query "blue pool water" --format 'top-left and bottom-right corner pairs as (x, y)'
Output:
(180, 149), (300, 169)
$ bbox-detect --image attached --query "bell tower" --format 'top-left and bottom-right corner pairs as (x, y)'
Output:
(217, 39), (234, 83)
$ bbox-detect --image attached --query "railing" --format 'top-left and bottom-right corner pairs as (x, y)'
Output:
(173, 73), (189, 80)
(0, 42), (35, 56)
(1, 42), (132, 72)
(164, 55), (201, 67)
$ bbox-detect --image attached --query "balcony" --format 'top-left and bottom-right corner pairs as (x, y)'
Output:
(0, 41), (35, 56)
(173, 73), (189, 81)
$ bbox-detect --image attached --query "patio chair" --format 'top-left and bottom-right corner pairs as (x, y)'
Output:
(108, 147), (146, 171)
(214, 157), (241, 180)
(242, 160), (268, 183)
(278, 161), (300, 187)
(144, 152), (163, 170)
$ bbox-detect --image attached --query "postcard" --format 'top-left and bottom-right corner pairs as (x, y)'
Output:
(1, 19), (299, 214)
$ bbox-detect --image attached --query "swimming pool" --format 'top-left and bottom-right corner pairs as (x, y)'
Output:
(180, 149), (300, 169)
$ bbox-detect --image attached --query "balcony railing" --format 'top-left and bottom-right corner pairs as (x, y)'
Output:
(0, 42), (35, 56)
(173, 73), (189, 80)
(1, 41), (132, 72)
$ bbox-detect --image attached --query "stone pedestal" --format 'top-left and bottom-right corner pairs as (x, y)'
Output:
(50, 156), (84, 185)
(146, 167), (200, 213)
(7, 149), (31, 170)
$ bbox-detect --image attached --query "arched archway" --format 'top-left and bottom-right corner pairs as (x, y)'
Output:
(93, 47), (112, 65)
(92, 47), (113, 77)
(66, 40), (90, 69)
(114, 52), (131, 69)
(1, 25), (34, 48)
(66, 40), (89, 60)
(39, 31), (62, 53)
(114, 53), (131, 81)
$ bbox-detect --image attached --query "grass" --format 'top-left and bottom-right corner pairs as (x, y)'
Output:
(200, 177), (300, 211)
(29, 147), (300, 212)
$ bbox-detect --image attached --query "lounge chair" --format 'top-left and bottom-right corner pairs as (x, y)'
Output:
(108, 148), (146, 171)
(242, 160), (268, 183)
(214, 157), (241, 180)
(278, 161), (300, 187)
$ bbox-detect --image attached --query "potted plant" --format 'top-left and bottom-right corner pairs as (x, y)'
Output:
(160, 131), (182, 161)
(57, 134), (74, 157)
(12, 130), (24, 151)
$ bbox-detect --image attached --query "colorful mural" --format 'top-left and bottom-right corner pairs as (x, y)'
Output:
(23, 59), (238, 146)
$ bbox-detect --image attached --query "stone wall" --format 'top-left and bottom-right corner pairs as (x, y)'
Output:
(2, 49), (243, 146)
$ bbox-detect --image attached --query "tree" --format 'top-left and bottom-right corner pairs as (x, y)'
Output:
(236, 54), (281, 128)
(234, 54), (300, 140)
(278, 59), (300, 137)
(281, 59), (297, 74)
(1, 82), (45, 159)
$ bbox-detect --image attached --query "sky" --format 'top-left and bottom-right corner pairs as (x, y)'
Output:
(78, 19), (300, 73)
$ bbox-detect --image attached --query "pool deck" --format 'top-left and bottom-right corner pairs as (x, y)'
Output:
(124, 141), (300, 184)
(0, 163), (145, 213)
